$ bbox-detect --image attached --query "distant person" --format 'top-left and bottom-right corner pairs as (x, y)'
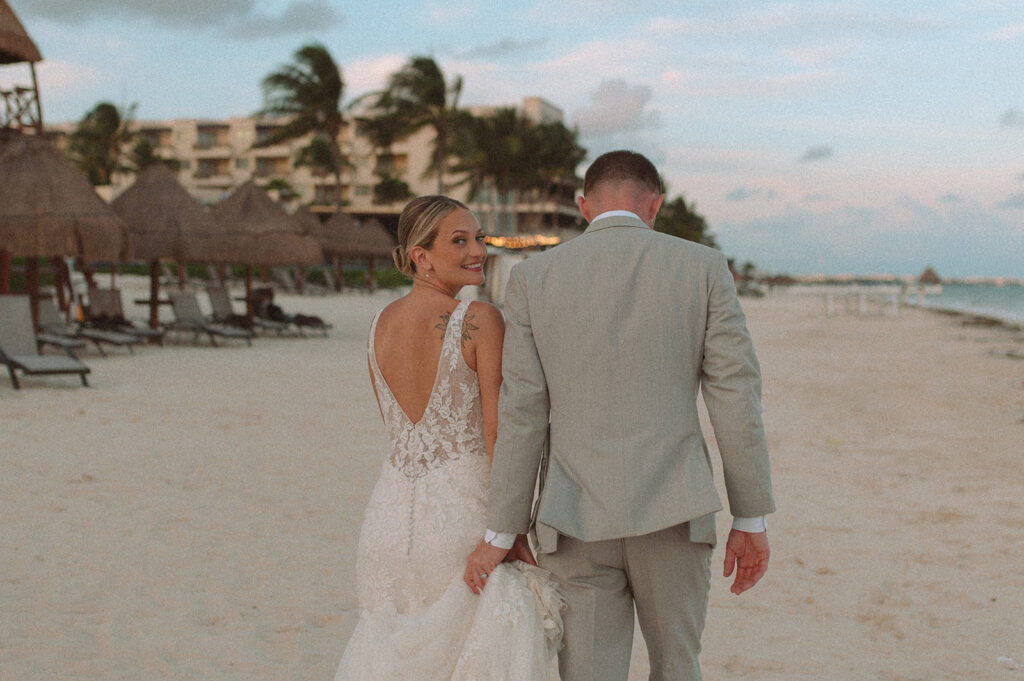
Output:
(333, 196), (562, 680)
(466, 150), (776, 681)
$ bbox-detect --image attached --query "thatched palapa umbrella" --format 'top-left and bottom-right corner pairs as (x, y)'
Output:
(111, 163), (224, 329)
(320, 213), (396, 290)
(0, 131), (129, 324)
(0, 0), (41, 65)
(211, 181), (322, 315)
(1, 0), (48, 311)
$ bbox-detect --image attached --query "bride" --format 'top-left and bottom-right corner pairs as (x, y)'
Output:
(334, 195), (563, 681)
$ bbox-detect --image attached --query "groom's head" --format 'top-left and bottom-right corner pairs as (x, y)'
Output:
(578, 150), (665, 227)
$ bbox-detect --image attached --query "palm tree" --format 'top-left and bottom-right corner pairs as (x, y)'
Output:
(255, 43), (347, 205)
(654, 195), (717, 248)
(519, 121), (586, 229)
(67, 101), (137, 186)
(451, 108), (531, 233)
(356, 92), (412, 205)
(373, 56), (464, 194)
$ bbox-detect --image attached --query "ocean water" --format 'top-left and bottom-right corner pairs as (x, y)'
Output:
(919, 283), (1024, 325)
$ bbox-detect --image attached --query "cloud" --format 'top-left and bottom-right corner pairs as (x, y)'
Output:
(798, 145), (834, 162)
(227, 1), (342, 38)
(31, 60), (101, 102)
(572, 79), (659, 136)
(715, 195), (1024, 277)
(21, 0), (341, 37)
(986, 21), (1024, 42)
(344, 55), (408, 98)
(938, 193), (964, 204)
(423, 1), (477, 26)
(459, 38), (548, 60)
(1000, 108), (1024, 129)
(644, 6), (936, 39)
(726, 186), (776, 202)
(997, 192), (1024, 209)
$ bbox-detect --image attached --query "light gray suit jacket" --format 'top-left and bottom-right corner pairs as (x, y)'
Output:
(486, 213), (774, 552)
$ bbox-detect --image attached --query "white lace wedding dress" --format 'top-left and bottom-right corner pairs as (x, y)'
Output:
(334, 300), (563, 681)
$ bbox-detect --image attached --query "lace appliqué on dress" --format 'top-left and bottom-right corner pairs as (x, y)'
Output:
(369, 301), (485, 480)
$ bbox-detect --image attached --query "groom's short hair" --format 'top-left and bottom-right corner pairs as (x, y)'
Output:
(583, 150), (663, 196)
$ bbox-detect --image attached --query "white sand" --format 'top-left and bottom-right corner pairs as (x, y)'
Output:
(2, 280), (1022, 680)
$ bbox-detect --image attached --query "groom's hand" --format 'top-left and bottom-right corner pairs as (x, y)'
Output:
(504, 534), (537, 566)
(465, 541), (509, 594)
(723, 529), (770, 595)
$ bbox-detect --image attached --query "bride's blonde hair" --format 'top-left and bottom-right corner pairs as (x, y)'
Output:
(393, 195), (469, 276)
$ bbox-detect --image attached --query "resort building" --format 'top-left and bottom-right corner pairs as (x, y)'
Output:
(45, 96), (584, 243)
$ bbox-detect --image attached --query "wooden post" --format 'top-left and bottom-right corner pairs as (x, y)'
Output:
(367, 257), (375, 291)
(296, 266), (305, 295)
(30, 63), (44, 136)
(0, 249), (10, 294)
(334, 255), (343, 292)
(52, 256), (68, 312)
(176, 262), (185, 288)
(245, 266), (254, 321)
(148, 260), (160, 331)
(26, 257), (40, 329)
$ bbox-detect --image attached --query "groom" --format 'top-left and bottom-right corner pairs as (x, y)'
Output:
(467, 150), (775, 681)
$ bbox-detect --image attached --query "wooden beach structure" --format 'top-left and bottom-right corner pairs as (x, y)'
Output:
(110, 164), (224, 331)
(210, 181), (322, 317)
(0, 0), (43, 136)
(0, 131), (129, 326)
(317, 213), (396, 291)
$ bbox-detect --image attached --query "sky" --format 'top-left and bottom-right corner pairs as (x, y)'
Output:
(3, 0), (1023, 278)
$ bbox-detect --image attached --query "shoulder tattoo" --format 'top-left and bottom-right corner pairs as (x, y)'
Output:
(435, 311), (480, 348)
(435, 312), (451, 338)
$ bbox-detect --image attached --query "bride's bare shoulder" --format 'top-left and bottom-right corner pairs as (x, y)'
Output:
(466, 301), (505, 332)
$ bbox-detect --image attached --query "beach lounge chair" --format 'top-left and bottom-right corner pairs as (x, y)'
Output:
(37, 297), (141, 356)
(87, 287), (166, 346)
(0, 295), (90, 388)
(251, 287), (332, 337)
(205, 286), (288, 335)
(168, 292), (253, 347)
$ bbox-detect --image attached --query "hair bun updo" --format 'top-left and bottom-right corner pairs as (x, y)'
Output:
(394, 195), (469, 277)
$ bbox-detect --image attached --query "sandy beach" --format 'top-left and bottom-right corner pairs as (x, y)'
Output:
(2, 280), (1022, 680)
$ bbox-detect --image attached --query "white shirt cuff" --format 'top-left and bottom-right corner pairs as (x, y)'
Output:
(731, 516), (767, 533)
(484, 529), (516, 550)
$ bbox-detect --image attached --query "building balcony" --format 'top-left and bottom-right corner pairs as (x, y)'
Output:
(191, 172), (234, 186)
(191, 144), (233, 158)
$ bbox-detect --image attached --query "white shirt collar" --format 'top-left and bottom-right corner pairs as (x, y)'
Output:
(591, 210), (643, 222)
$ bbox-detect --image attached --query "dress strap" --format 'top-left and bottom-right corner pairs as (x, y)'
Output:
(443, 300), (471, 351)
(367, 309), (385, 375)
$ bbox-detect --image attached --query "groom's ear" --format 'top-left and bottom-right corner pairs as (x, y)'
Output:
(645, 193), (666, 226)
(577, 194), (594, 222)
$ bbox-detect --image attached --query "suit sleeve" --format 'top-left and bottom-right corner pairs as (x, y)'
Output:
(486, 265), (551, 534)
(700, 254), (776, 518)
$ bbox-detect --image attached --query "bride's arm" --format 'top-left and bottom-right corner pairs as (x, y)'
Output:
(467, 301), (505, 461)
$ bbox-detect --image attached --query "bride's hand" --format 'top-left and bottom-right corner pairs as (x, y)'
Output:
(503, 534), (537, 566)
(465, 540), (508, 594)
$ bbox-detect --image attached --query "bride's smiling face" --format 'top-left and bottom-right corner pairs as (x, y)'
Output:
(418, 208), (487, 289)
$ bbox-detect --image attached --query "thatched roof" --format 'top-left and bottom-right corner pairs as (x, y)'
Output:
(0, 130), (128, 261)
(210, 181), (322, 266)
(111, 164), (221, 262)
(0, 0), (41, 64)
(321, 213), (396, 259)
(294, 205), (351, 256)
